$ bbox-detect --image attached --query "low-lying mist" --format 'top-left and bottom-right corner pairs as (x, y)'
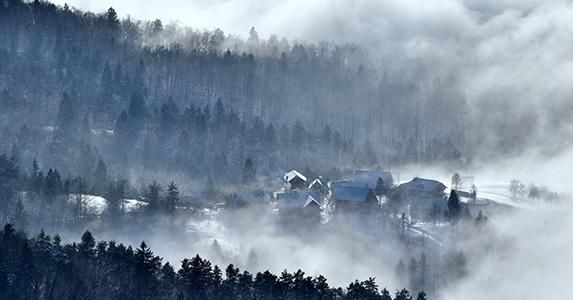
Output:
(441, 201), (573, 299)
(33, 148), (571, 299)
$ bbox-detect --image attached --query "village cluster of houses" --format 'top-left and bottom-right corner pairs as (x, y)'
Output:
(271, 169), (450, 223)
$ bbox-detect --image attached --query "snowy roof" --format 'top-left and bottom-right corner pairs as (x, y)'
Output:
(276, 191), (321, 208)
(399, 177), (446, 193)
(309, 176), (330, 189)
(283, 170), (307, 183)
(352, 170), (393, 188)
(332, 181), (372, 202)
(304, 196), (322, 208)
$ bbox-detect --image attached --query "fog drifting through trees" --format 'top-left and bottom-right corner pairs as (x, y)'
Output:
(1, 1), (573, 299)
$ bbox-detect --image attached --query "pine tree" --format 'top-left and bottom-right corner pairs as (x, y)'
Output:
(146, 181), (162, 213)
(17, 242), (38, 299)
(242, 158), (256, 185)
(159, 262), (177, 298)
(314, 275), (331, 299)
(92, 159), (108, 195)
(134, 241), (162, 299)
(57, 91), (78, 136)
(31, 158), (39, 179)
(164, 181), (179, 213)
(105, 180), (126, 222)
(10, 199), (26, 229)
(375, 177), (385, 195)
(222, 264), (240, 298)
(44, 168), (62, 203)
(105, 7), (119, 26)
(237, 271), (253, 299)
(211, 239), (223, 261)
(211, 265), (223, 298)
(214, 98), (225, 123)
(399, 213), (409, 237)
(0, 155), (19, 219)
(446, 190), (461, 222)
(381, 288), (392, 300)
(178, 255), (214, 299)
(321, 125), (332, 145)
(150, 19), (164, 35)
(127, 92), (147, 126)
(78, 231), (96, 256)
(395, 288), (412, 300)
(159, 97), (180, 134)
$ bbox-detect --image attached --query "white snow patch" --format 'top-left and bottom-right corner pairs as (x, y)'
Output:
(67, 194), (148, 214)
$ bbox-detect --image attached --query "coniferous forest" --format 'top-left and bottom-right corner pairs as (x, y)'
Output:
(0, 0), (467, 187)
(0, 223), (429, 300)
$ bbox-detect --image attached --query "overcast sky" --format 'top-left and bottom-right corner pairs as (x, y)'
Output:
(48, 0), (566, 41)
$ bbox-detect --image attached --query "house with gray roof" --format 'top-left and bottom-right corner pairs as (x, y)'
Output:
(275, 191), (322, 224)
(352, 170), (394, 190)
(332, 181), (377, 211)
(276, 191), (321, 210)
(398, 177), (447, 198)
(308, 176), (330, 194)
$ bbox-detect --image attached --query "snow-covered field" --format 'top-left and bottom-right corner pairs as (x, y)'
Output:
(67, 194), (148, 214)
(472, 181), (536, 209)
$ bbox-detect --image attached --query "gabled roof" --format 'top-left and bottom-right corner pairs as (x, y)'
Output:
(332, 181), (372, 202)
(276, 191), (321, 209)
(303, 195), (322, 208)
(283, 170), (307, 183)
(309, 176), (330, 189)
(352, 170), (393, 188)
(399, 177), (446, 193)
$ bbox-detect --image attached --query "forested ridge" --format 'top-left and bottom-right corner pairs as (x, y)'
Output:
(0, 223), (427, 300)
(0, 0), (467, 185)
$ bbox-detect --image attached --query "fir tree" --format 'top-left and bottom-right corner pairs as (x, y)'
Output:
(446, 190), (461, 222)
(146, 180), (162, 213)
(134, 241), (162, 299)
(165, 181), (179, 213)
(375, 177), (385, 195)
(57, 91), (78, 136)
(381, 288), (392, 300)
(241, 158), (256, 185)
(395, 288), (412, 300)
